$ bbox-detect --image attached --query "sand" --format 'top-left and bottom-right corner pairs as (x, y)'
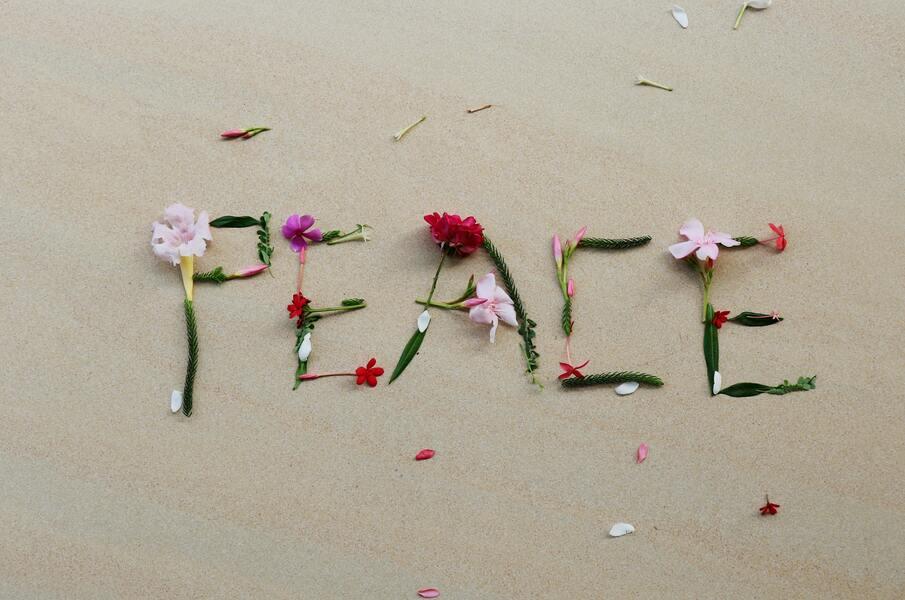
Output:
(2, 1), (904, 597)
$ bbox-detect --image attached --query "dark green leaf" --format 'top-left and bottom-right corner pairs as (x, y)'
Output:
(577, 236), (652, 250)
(728, 311), (784, 327)
(321, 230), (342, 242)
(732, 236), (759, 247)
(209, 215), (260, 228)
(561, 371), (663, 388)
(718, 382), (774, 397)
(341, 298), (365, 306)
(389, 328), (427, 384)
(704, 303), (719, 395)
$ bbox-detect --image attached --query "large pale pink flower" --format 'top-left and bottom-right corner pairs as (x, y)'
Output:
(464, 273), (518, 343)
(151, 203), (212, 266)
(668, 218), (739, 261)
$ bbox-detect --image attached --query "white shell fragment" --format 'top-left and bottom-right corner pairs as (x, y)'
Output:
(672, 5), (688, 28)
(615, 381), (640, 396)
(417, 310), (431, 333)
(609, 522), (635, 537)
(748, 0), (772, 9)
(170, 390), (183, 414)
(712, 371), (722, 395)
(298, 333), (313, 361)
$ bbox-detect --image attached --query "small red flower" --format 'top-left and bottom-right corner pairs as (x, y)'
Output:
(768, 223), (787, 252)
(355, 358), (384, 387)
(759, 495), (780, 516)
(558, 359), (590, 380)
(415, 449), (435, 461)
(712, 310), (730, 329)
(288, 292), (310, 325)
(423, 212), (484, 256)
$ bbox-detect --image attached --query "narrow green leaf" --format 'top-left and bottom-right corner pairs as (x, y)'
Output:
(717, 382), (773, 397)
(732, 236), (759, 247)
(341, 298), (365, 306)
(719, 375), (816, 397)
(321, 230), (342, 242)
(209, 215), (260, 228)
(728, 311), (784, 327)
(703, 303), (719, 395)
(389, 328), (427, 383)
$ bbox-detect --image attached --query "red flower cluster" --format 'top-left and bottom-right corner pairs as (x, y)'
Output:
(759, 496), (780, 515)
(424, 212), (484, 256)
(288, 292), (310, 327)
(768, 223), (787, 252)
(355, 358), (384, 387)
(712, 310), (730, 329)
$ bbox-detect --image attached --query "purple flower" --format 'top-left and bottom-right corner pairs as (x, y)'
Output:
(281, 214), (323, 253)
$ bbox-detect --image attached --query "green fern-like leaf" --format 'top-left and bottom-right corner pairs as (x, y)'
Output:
(561, 297), (572, 335)
(561, 371), (664, 388)
(577, 236), (652, 250)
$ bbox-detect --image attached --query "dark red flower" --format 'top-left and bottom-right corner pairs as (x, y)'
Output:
(712, 310), (730, 329)
(759, 495), (780, 516)
(558, 360), (590, 380)
(768, 223), (787, 252)
(423, 212), (484, 256)
(288, 292), (310, 323)
(355, 358), (384, 387)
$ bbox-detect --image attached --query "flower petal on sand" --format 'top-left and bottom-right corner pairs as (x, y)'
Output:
(615, 381), (640, 396)
(672, 5), (689, 28)
(609, 522), (635, 537)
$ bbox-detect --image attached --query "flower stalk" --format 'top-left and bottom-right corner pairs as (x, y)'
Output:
(635, 76), (673, 92)
(393, 116), (427, 142)
(326, 224), (371, 245)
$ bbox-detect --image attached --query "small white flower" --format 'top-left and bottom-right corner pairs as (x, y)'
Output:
(609, 522), (635, 537)
(713, 371), (722, 395)
(298, 333), (313, 362)
(417, 310), (431, 333)
(615, 381), (640, 396)
(672, 5), (688, 29)
(170, 390), (183, 414)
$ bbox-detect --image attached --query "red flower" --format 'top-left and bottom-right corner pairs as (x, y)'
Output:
(712, 310), (730, 329)
(558, 359), (590, 380)
(288, 292), (310, 323)
(423, 212), (484, 256)
(768, 223), (787, 252)
(759, 495), (780, 516)
(355, 358), (384, 387)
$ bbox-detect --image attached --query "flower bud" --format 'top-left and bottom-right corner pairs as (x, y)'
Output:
(220, 129), (247, 138)
(229, 264), (269, 279)
(567, 278), (575, 297)
(553, 235), (563, 269)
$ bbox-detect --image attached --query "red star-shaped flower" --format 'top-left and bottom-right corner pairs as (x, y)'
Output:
(712, 310), (730, 329)
(288, 292), (310, 324)
(355, 358), (384, 387)
(759, 495), (780, 516)
(768, 223), (787, 252)
(558, 359), (590, 380)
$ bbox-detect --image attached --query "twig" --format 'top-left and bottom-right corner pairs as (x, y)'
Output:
(393, 115), (427, 141)
(466, 104), (493, 114)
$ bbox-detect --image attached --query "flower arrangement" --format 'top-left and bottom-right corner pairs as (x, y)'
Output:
(553, 227), (663, 394)
(281, 214), (378, 389)
(669, 217), (815, 397)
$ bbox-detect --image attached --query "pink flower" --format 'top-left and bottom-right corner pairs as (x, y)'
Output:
(151, 203), (212, 266)
(464, 273), (518, 343)
(668, 218), (740, 261)
(281, 214), (323, 253)
(552, 235), (563, 269)
(573, 226), (587, 245)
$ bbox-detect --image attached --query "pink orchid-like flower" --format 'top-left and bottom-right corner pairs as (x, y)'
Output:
(668, 218), (740, 261)
(151, 203), (212, 266)
(464, 273), (518, 343)
(281, 214), (323, 253)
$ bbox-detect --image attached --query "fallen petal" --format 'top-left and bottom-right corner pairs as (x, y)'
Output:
(417, 588), (440, 598)
(748, 0), (772, 9)
(415, 449), (435, 461)
(672, 5), (689, 28)
(170, 390), (183, 414)
(615, 381), (640, 396)
(637, 443), (649, 463)
(298, 333), (313, 362)
(712, 370), (722, 395)
(417, 310), (431, 333)
(609, 522), (635, 537)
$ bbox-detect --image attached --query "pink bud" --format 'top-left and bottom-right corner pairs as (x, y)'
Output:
(417, 589), (440, 598)
(231, 264), (269, 278)
(298, 374), (319, 381)
(221, 129), (248, 138)
(463, 297), (487, 307)
(574, 226), (588, 244)
(637, 443), (649, 464)
(415, 449), (435, 461)
(567, 278), (575, 297)
(553, 235), (563, 267)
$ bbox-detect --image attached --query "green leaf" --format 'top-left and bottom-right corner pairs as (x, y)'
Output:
(341, 298), (365, 306)
(209, 215), (260, 228)
(181, 299), (199, 416)
(577, 236), (652, 250)
(732, 236), (759, 247)
(728, 311), (784, 327)
(561, 371), (663, 388)
(704, 303), (719, 396)
(321, 230), (342, 242)
(561, 297), (573, 336)
(193, 266), (227, 284)
(719, 376), (816, 397)
(389, 328), (427, 384)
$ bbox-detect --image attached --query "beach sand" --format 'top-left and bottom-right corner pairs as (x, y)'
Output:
(2, 1), (904, 597)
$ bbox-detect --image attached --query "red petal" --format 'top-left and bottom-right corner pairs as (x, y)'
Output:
(415, 449), (435, 461)
(367, 357), (377, 368)
(367, 375), (378, 387)
(371, 367), (385, 376)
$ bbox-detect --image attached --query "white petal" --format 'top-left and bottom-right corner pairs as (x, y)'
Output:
(170, 390), (183, 413)
(475, 273), (496, 300)
(615, 381), (640, 396)
(747, 0), (771, 9)
(609, 522), (635, 537)
(417, 310), (431, 333)
(712, 371), (722, 395)
(298, 333), (312, 361)
(672, 5), (688, 28)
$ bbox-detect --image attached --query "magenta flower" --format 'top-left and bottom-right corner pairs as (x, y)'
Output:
(281, 214), (323, 253)
(464, 273), (518, 343)
(668, 218), (740, 261)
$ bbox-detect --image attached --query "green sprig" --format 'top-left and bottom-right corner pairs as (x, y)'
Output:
(257, 212), (273, 266)
(193, 267), (228, 284)
(577, 236), (652, 250)
(182, 299), (199, 416)
(561, 372), (664, 388)
(719, 376), (817, 397)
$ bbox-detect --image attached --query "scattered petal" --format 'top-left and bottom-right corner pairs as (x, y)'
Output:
(298, 333), (313, 362)
(417, 310), (431, 333)
(415, 449), (435, 461)
(748, 0), (772, 8)
(672, 5), (689, 28)
(417, 588), (440, 598)
(637, 443), (649, 463)
(615, 381), (640, 396)
(712, 370), (722, 395)
(609, 522), (635, 537)
(170, 390), (183, 414)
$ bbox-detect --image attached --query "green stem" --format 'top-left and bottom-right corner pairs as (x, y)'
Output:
(307, 304), (366, 314)
(182, 299), (198, 417)
(425, 248), (448, 305)
(733, 2), (748, 29)
(415, 299), (464, 310)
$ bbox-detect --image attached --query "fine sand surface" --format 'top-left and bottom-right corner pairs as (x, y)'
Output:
(2, 1), (904, 598)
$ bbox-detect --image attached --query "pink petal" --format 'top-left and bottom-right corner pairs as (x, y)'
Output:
(415, 449), (435, 461)
(494, 302), (518, 327)
(418, 589), (440, 598)
(463, 297), (487, 307)
(573, 226), (588, 244)
(282, 214), (302, 239)
(668, 240), (698, 259)
(468, 305), (495, 325)
(710, 231), (740, 247)
(637, 443), (649, 463)
(695, 242), (719, 261)
(296, 214), (315, 232)
(475, 273), (496, 300)
(678, 218), (704, 241)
